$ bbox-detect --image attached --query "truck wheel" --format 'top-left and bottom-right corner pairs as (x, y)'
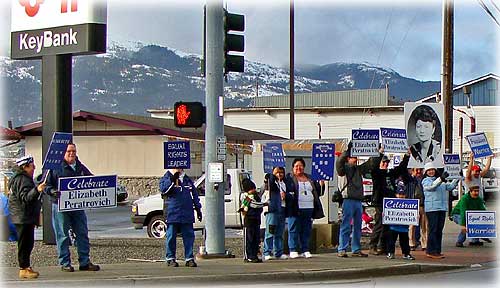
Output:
(147, 215), (166, 239)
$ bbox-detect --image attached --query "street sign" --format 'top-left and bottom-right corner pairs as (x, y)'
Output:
(42, 132), (73, 170)
(208, 162), (224, 183)
(217, 136), (226, 161)
(164, 141), (190, 169)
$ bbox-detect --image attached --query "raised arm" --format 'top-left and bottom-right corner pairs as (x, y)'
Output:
(480, 156), (492, 177)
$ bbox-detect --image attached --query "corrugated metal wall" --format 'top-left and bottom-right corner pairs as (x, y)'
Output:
(253, 88), (388, 108)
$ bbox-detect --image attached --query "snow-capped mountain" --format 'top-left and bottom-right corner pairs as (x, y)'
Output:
(1, 41), (440, 126)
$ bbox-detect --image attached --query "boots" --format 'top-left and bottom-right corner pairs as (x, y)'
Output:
(19, 267), (39, 279)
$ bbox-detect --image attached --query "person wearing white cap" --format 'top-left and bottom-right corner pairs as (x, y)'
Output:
(421, 162), (458, 259)
(8, 155), (46, 279)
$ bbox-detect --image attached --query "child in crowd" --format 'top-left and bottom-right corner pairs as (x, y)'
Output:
(239, 178), (266, 263)
(385, 178), (415, 260)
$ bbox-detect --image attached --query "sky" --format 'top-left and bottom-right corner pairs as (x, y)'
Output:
(0, 0), (499, 84)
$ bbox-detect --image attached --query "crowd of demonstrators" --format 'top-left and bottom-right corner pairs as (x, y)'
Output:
(44, 143), (100, 272)
(335, 143), (378, 258)
(450, 185), (487, 247)
(422, 163), (459, 259)
(285, 158), (325, 259)
(263, 167), (291, 261)
(159, 168), (202, 268)
(8, 155), (45, 279)
(368, 149), (409, 256)
(239, 178), (266, 263)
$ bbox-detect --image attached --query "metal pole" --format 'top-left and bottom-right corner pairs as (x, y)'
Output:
(441, 0), (454, 153)
(289, 0), (295, 139)
(459, 117), (463, 199)
(41, 54), (73, 245)
(204, 0), (225, 255)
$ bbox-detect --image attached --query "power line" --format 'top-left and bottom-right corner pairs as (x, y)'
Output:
(370, 8), (393, 89)
(477, 0), (500, 27)
(489, 0), (500, 14)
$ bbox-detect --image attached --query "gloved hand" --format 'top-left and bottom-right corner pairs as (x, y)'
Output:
(195, 208), (202, 222)
(440, 171), (449, 181)
(170, 172), (180, 183)
(347, 141), (353, 152)
(459, 170), (464, 177)
(51, 190), (61, 198)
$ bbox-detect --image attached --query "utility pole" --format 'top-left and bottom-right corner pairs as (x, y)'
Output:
(289, 0), (295, 139)
(441, 0), (454, 153)
(204, 0), (225, 255)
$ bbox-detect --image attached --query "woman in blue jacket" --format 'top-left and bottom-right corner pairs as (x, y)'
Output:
(422, 162), (458, 259)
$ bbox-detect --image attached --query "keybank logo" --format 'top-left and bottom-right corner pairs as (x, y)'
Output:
(18, 28), (78, 53)
(19, 0), (45, 17)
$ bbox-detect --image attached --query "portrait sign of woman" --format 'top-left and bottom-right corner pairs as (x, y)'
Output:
(404, 103), (445, 168)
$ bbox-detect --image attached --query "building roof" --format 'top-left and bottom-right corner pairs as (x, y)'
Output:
(0, 126), (23, 141)
(15, 110), (284, 143)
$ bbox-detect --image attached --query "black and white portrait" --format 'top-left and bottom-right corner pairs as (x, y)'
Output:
(404, 103), (445, 168)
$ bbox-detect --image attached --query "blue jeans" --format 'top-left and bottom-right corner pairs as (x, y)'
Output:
(263, 210), (286, 257)
(288, 208), (313, 253)
(426, 211), (446, 254)
(166, 223), (195, 261)
(452, 214), (479, 244)
(51, 203), (90, 267)
(338, 199), (362, 253)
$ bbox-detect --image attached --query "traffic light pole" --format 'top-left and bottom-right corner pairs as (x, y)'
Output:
(204, 0), (226, 255)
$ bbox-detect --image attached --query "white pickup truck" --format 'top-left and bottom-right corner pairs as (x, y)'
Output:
(131, 169), (252, 238)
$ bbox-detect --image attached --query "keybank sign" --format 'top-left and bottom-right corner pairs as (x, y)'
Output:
(11, 0), (107, 59)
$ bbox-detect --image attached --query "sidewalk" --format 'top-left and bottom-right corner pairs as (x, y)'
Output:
(2, 244), (496, 287)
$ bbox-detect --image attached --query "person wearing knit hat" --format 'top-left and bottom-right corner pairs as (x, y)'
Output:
(8, 155), (46, 279)
(159, 167), (202, 268)
(239, 178), (266, 263)
(421, 161), (459, 259)
(450, 185), (487, 247)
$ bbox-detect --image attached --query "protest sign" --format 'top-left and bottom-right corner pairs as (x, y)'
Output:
(164, 141), (191, 169)
(351, 129), (379, 157)
(382, 198), (419, 226)
(311, 143), (335, 180)
(262, 143), (285, 174)
(380, 128), (408, 153)
(466, 211), (496, 238)
(443, 154), (461, 179)
(465, 132), (493, 159)
(58, 175), (117, 211)
(42, 132), (73, 170)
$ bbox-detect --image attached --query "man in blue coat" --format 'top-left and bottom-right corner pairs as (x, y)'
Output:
(44, 143), (100, 272)
(159, 168), (202, 267)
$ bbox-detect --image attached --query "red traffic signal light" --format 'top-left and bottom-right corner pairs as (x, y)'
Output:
(174, 102), (205, 128)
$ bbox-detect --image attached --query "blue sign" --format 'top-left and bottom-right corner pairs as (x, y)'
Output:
(311, 143), (335, 180)
(351, 129), (379, 157)
(164, 141), (191, 169)
(262, 143), (285, 174)
(42, 132), (73, 170)
(380, 128), (408, 153)
(58, 175), (117, 211)
(382, 198), (419, 225)
(466, 132), (493, 159)
(444, 154), (461, 179)
(466, 211), (496, 238)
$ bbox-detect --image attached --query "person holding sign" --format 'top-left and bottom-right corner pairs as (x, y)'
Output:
(450, 185), (487, 247)
(422, 162), (459, 259)
(285, 158), (324, 259)
(8, 155), (45, 279)
(336, 143), (378, 258)
(44, 143), (100, 272)
(263, 167), (292, 261)
(159, 168), (202, 268)
(385, 187), (415, 260)
(465, 151), (492, 200)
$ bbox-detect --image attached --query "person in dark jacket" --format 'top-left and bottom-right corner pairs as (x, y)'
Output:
(285, 158), (324, 259)
(263, 166), (292, 260)
(44, 143), (100, 272)
(239, 178), (266, 263)
(159, 168), (202, 267)
(369, 152), (409, 255)
(336, 143), (378, 258)
(8, 155), (45, 279)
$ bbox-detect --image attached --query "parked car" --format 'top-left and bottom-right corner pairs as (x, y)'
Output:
(117, 184), (128, 203)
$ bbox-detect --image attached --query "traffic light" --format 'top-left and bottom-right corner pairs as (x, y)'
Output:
(174, 102), (205, 128)
(224, 10), (245, 74)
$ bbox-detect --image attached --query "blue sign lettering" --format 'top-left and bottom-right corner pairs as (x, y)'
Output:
(164, 141), (191, 169)
(42, 132), (73, 170)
